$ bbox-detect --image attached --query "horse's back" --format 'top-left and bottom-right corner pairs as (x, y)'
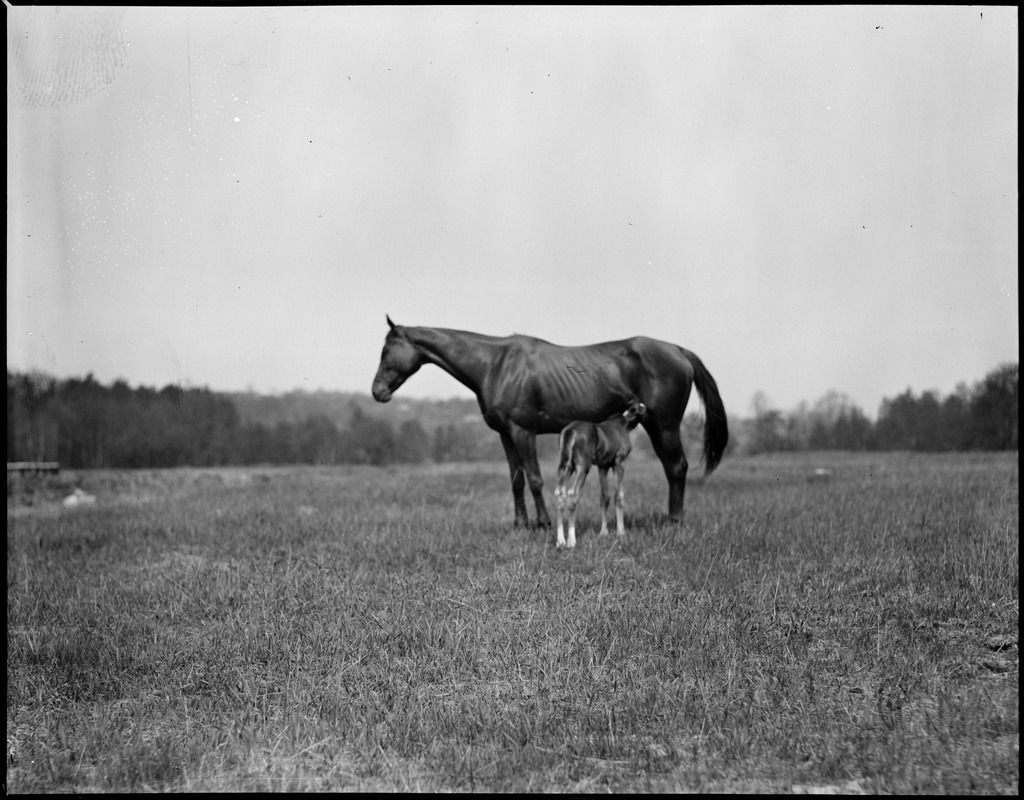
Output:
(551, 336), (694, 382)
(481, 334), (696, 432)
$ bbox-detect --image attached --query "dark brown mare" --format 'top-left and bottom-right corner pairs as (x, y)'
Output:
(371, 317), (728, 528)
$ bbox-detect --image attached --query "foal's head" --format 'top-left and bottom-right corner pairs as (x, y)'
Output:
(622, 401), (647, 429)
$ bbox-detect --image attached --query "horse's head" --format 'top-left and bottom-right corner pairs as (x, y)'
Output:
(623, 401), (647, 429)
(371, 316), (424, 403)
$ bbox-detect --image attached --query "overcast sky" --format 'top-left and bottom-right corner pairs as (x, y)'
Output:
(7, 6), (1018, 417)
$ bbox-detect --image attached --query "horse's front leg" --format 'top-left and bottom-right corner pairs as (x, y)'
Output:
(499, 431), (529, 528)
(509, 425), (551, 528)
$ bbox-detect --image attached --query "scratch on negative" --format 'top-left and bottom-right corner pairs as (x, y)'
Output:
(186, 16), (194, 146)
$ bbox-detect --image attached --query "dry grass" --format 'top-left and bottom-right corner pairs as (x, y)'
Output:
(6, 452), (1018, 792)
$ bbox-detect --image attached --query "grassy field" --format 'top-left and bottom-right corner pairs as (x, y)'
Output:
(6, 451), (1018, 793)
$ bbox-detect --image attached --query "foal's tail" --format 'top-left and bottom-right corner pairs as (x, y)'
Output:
(688, 351), (729, 475)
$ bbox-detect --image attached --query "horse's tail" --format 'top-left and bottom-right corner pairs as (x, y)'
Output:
(687, 351), (729, 475)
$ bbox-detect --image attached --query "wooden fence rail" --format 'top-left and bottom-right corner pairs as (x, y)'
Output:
(7, 462), (61, 475)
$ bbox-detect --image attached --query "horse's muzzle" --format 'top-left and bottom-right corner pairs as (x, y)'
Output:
(372, 384), (391, 403)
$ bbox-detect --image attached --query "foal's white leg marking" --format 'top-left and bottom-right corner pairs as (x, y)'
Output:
(598, 469), (611, 537)
(614, 464), (626, 537)
(566, 485), (578, 549)
(555, 480), (579, 549)
(554, 485), (567, 548)
(565, 469), (587, 549)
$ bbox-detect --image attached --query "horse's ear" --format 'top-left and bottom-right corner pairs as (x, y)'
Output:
(386, 315), (397, 331)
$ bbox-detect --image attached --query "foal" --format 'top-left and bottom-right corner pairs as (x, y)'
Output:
(554, 401), (647, 549)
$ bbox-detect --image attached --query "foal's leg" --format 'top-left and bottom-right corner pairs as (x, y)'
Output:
(554, 470), (570, 548)
(597, 468), (611, 537)
(564, 466), (588, 549)
(613, 462), (627, 537)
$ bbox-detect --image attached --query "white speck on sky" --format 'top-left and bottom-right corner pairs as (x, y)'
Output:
(6, 6), (1018, 416)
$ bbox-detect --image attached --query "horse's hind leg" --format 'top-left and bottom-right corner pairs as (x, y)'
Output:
(646, 423), (689, 523)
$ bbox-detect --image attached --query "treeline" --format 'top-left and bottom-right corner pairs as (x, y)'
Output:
(744, 362), (1018, 454)
(6, 373), (501, 469)
(7, 362), (1017, 469)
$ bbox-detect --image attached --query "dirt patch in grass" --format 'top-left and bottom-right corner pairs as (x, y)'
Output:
(7, 467), (278, 515)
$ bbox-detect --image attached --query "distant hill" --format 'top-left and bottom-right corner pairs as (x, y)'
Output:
(224, 388), (746, 464)
(225, 390), (486, 433)
(14, 362), (1012, 469)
